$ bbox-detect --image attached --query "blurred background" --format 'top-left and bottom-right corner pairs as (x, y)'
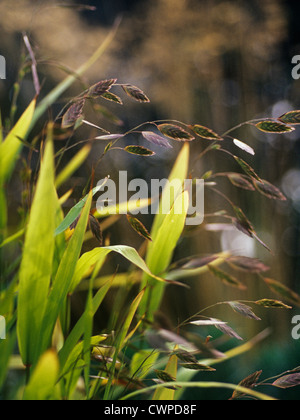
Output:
(1, 0), (300, 399)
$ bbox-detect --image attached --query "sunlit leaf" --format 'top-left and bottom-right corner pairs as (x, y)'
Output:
(125, 145), (155, 156)
(228, 302), (261, 321)
(23, 350), (60, 400)
(255, 121), (295, 134)
(153, 350), (178, 400)
(272, 373), (300, 389)
(130, 350), (159, 380)
(158, 124), (195, 142)
(278, 110), (300, 125)
(142, 131), (173, 149)
(253, 179), (287, 201)
(127, 215), (152, 241)
(190, 124), (222, 141)
(255, 299), (292, 309)
(263, 278), (300, 307)
(121, 84), (150, 103)
(62, 99), (85, 128)
(208, 264), (246, 290)
(17, 131), (56, 366)
(227, 256), (269, 273)
(231, 371), (262, 400)
(0, 99), (36, 184)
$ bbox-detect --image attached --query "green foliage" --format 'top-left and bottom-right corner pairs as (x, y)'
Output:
(1, 32), (300, 402)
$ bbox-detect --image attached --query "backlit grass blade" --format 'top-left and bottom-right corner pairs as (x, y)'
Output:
(153, 350), (178, 400)
(17, 129), (56, 367)
(39, 191), (92, 355)
(151, 143), (189, 239)
(59, 280), (112, 372)
(55, 183), (106, 236)
(139, 191), (190, 318)
(70, 245), (172, 294)
(0, 99), (36, 184)
(103, 289), (145, 400)
(23, 350), (60, 400)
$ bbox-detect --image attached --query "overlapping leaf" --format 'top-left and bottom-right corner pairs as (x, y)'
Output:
(88, 78), (117, 98)
(101, 91), (123, 104)
(158, 124), (195, 142)
(62, 99), (85, 128)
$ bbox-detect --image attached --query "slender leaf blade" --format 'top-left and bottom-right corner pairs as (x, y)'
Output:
(23, 350), (60, 400)
(0, 99), (36, 184)
(17, 131), (56, 366)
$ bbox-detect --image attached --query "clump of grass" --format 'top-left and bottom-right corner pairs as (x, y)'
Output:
(1, 29), (300, 401)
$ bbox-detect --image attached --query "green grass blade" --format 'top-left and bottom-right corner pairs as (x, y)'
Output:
(70, 245), (170, 294)
(152, 350), (178, 400)
(0, 99), (36, 185)
(17, 129), (56, 367)
(150, 143), (189, 240)
(23, 350), (60, 400)
(139, 191), (190, 318)
(39, 191), (92, 355)
(59, 280), (112, 371)
(137, 144), (190, 319)
(103, 289), (145, 400)
(0, 329), (16, 389)
(55, 183), (106, 236)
